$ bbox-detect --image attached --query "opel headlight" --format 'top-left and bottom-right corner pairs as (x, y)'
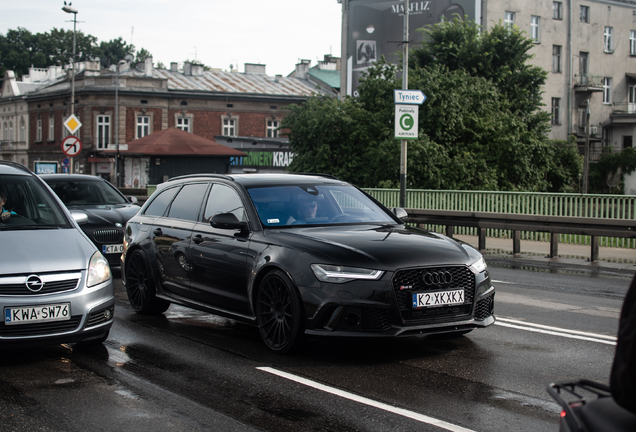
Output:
(87, 251), (112, 287)
(311, 264), (384, 284)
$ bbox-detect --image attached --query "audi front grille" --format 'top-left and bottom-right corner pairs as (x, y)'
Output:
(392, 266), (475, 323)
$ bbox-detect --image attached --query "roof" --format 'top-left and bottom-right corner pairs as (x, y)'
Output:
(153, 68), (323, 97)
(307, 69), (340, 90)
(111, 127), (248, 157)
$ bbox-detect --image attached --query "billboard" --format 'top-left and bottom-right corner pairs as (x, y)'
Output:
(344, 0), (481, 96)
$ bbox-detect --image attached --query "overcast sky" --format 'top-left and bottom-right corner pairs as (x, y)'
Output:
(0, 0), (343, 76)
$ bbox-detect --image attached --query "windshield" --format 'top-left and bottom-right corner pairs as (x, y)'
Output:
(0, 174), (71, 230)
(45, 179), (129, 206)
(247, 184), (396, 227)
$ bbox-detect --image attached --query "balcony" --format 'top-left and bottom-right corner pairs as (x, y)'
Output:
(574, 74), (604, 92)
(572, 123), (602, 138)
(611, 103), (636, 114)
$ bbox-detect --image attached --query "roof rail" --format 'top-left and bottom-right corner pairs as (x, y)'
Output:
(0, 160), (33, 175)
(166, 173), (234, 182)
(293, 172), (340, 180)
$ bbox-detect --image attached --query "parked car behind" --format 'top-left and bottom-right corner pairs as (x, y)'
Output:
(40, 174), (140, 267)
(122, 173), (495, 353)
(0, 162), (114, 347)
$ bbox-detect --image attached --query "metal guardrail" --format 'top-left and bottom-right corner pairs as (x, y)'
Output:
(404, 209), (636, 262)
(365, 188), (636, 249)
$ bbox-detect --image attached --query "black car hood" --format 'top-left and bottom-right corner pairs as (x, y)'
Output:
(263, 224), (474, 270)
(68, 204), (140, 226)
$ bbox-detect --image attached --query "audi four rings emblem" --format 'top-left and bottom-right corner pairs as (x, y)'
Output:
(25, 275), (45, 292)
(422, 271), (452, 286)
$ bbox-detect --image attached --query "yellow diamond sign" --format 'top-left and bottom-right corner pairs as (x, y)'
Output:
(63, 114), (82, 134)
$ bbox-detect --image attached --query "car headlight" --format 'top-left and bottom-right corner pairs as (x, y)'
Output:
(87, 251), (112, 287)
(311, 264), (384, 284)
(469, 257), (487, 274)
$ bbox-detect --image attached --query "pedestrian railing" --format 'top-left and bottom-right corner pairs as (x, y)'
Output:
(363, 189), (636, 249)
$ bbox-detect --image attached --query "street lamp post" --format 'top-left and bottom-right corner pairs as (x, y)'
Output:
(114, 60), (126, 188)
(62, 3), (78, 173)
(399, 0), (410, 208)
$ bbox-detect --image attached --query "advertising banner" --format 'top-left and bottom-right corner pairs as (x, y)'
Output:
(345, 0), (480, 96)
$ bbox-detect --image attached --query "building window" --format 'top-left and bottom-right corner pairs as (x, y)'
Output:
(176, 117), (190, 132)
(630, 31), (636, 56)
(267, 120), (279, 138)
(531, 16), (541, 42)
(20, 118), (25, 142)
(604, 26), (614, 53)
(552, 45), (562, 73)
(96, 115), (110, 150)
(48, 117), (54, 141)
(580, 5), (590, 23)
(603, 77), (612, 104)
(629, 85), (636, 113)
(553, 2), (563, 20)
(36, 119), (42, 142)
(2, 122), (6, 141)
(8, 121), (13, 142)
(551, 98), (561, 125)
(223, 118), (237, 136)
(504, 11), (515, 29)
(136, 115), (150, 138)
(579, 51), (589, 85)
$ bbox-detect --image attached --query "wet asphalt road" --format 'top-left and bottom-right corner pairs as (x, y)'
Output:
(0, 265), (632, 432)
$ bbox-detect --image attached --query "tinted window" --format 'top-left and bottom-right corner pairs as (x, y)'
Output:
(203, 184), (246, 222)
(247, 184), (395, 227)
(144, 186), (179, 217)
(168, 183), (209, 221)
(0, 174), (70, 229)
(45, 179), (128, 205)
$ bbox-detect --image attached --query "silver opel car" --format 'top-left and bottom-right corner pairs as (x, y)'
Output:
(0, 161), (114, 347)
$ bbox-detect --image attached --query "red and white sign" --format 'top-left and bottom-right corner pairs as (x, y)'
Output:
(61, 136), (82, 157)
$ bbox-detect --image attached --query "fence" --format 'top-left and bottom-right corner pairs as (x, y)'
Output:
(363, 189), (636, 249)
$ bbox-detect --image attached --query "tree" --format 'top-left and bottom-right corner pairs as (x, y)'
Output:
(0, 27), (98, 78)
(96, 37), (134, 68)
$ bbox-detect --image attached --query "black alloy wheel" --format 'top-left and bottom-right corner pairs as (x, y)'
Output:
(256, 270), (304, 354)
(125, 250), (170, 314)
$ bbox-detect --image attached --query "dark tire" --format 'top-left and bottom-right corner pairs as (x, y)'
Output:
(125, 250), (170, 314)
(256, 270), (304, 354)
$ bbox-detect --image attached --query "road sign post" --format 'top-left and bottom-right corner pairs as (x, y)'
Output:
(394, 105), (419, 140)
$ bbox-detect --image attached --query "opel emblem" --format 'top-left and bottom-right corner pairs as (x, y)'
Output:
(26, 275), (45, 292)
(422, 271), (452, 287)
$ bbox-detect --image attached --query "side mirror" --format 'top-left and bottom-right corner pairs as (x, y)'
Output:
(70, 211), (89, 225)
(391, 207), (408, 220)
(210, 213), (248, 231)
(127, 196), (138, 204)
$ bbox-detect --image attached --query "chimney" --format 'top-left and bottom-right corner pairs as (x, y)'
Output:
(145, 57), (153, 77)
(275, 74), (282, 83)
(170, 62), (178, 72)
(191, 64), (204, 75)
(294, 60), (311, 80)
(184, 61), (192, 76)
(244, 63), (266, 74)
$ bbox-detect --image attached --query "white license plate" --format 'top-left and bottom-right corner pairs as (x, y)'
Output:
(4, 303), (71, 325)
(412, 290), (464, 308)
(103, 244), (123, 254)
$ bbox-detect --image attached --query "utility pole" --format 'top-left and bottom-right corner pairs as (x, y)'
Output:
(399, 0), (410, 208)
(62, 3), (78, 174)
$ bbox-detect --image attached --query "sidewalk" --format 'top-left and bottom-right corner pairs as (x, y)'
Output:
(454, 234), (636, 276)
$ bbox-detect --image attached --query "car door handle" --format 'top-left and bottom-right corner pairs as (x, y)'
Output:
(193, 234), (203, 244)
(153, 228), (163, 236)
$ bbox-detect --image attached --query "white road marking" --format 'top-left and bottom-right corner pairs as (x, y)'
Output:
(257, 367), (477, 432)
(495, 317), (617, 345)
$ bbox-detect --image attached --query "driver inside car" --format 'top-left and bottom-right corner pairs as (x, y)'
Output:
(287, 194), (318, 225)
(0, 192), (17, 222)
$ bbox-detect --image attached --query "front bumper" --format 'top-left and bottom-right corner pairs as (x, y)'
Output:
(300, 265), (495, 338)
(0, 272), (115, 347)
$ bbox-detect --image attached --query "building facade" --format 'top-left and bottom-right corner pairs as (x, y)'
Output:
(1, 59), (328, 185)
(339, 0), (636, 159)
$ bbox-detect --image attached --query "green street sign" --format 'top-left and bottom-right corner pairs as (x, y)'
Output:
(395, 105), (418, 139)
